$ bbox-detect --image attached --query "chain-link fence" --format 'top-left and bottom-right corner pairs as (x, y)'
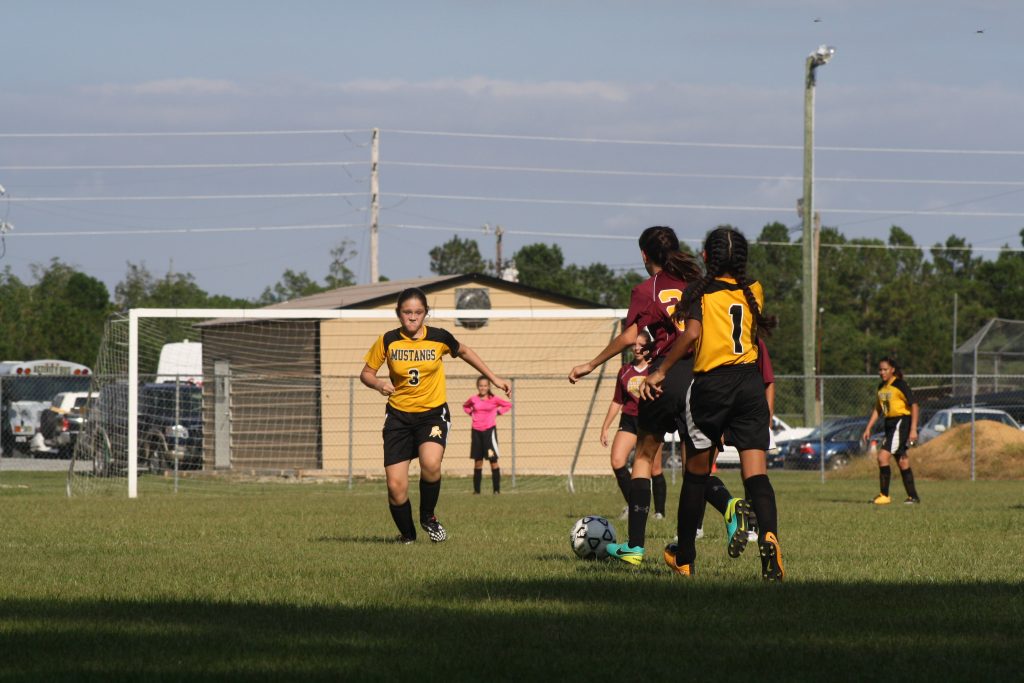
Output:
(5, 372), (1022, 495)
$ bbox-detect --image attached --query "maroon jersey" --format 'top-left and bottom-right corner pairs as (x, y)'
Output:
(613, 362), (648, 417)
(624, 272), (689, 360)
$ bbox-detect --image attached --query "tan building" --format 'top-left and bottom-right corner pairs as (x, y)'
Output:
(200, 274), (632, 480)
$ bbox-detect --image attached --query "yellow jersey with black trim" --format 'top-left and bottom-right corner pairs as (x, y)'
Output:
(685, 277), (763, 373)
(364, 326), (461, 413)
(876, 377), (915, 418)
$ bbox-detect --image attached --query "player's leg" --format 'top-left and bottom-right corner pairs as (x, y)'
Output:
(385, 459), (417, 542)
(874, 419), (896, 504)
(606, 430), (660, 565)
(471, 429), (485, 494)
(415, 405), (450, 542)
(651, 443), (667, 519)
(488, 426), (502, 494)
(892, 418), (919, 503)
(610, 416), (637, 510)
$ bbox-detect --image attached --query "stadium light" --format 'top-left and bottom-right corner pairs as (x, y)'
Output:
(801, 44), (835, 426)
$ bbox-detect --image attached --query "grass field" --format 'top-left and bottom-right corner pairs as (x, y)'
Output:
(1, 470), (1021, 681)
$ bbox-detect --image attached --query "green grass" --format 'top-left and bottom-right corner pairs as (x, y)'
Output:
(1, 471), (1021, 681)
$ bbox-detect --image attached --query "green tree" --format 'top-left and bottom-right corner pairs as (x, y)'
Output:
(429, 236), (488, 275)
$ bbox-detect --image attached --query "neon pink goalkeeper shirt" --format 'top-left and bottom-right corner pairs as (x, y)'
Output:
(463, 394), (512, 431)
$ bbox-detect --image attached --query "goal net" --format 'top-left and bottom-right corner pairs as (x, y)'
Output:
(68, 307), (628, 497)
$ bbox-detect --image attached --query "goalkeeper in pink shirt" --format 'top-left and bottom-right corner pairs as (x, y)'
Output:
(463, 376), (513, 494)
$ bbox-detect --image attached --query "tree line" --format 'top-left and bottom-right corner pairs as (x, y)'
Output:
(2, 226), (1022, 375)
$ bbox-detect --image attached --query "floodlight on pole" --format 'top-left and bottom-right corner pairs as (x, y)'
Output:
(801, 44), (835, 427)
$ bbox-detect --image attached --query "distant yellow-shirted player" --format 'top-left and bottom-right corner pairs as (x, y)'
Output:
(862, 357), (920, 505)
(361, 287), (510, 544)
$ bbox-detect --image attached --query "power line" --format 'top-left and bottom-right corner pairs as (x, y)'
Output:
(0, 129), (370, 139)
(5, 222), (367, 238)
(385, 129), (1024, 156)
(386, 160), (1024, 188)
(7, 192), (365, 203)
(0, 161), (367, 171)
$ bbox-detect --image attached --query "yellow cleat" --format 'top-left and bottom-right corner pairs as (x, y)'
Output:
(663, 543), (694, 576)
(758, 532), (785, 582)
(872, 494), (892, 505)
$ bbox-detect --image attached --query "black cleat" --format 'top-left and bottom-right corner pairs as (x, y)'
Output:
(420, 515), (448, 542)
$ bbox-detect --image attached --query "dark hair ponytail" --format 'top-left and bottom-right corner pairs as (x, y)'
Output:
(395, 287), (430, 314)
(638, 226), (701, 283)
(675, 226), (778, 336)
(879, 357), (903, 379)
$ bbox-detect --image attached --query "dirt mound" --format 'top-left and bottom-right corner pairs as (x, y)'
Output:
(837, 420), (1024, 480)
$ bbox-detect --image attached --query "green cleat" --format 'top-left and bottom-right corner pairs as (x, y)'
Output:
(725, 498), (753, 559)
(605, 542), (644, 566)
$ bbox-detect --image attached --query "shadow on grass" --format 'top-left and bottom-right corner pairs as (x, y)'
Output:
(313, 534), (397, 544)
(2, 579), (1020, 681)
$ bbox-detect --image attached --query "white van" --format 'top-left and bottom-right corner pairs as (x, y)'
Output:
(156, 341), (203, 386)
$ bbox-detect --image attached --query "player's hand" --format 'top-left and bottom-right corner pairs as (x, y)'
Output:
(569, 362), (593, 384)
(639, 370), (665, 399)
(600, 430), (609, 448)
(378, 381), (396, 397)
(909, 429), (918, 445)
(493, 377), (512, 397)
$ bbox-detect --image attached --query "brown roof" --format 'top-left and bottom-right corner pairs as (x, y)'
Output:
(264, 273), (607, 310)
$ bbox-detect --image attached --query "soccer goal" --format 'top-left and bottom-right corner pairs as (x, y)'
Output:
(68, 306), (626, 497)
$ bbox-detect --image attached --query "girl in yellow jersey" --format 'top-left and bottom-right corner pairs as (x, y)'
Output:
(861, 357), (920, 505)
(361, 288), (510, 544)
(645, 226), (784, 580)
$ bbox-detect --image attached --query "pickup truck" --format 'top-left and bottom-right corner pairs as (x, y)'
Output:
(35, 392), (96, 458)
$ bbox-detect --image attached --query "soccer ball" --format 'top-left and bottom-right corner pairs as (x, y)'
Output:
(570, 516), (617, 560)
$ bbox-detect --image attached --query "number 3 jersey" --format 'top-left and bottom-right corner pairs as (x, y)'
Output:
(364, 326), (460, 413)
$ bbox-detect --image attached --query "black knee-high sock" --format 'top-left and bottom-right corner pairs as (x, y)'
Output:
(697, 475), (733, 530)
(389, 500), (416, 539)
(879, 465), (892, 496)
(473, 469), (482, 494)
(492, 467), (501, 493)
(651, 473), (667, 515)
(613, 466), (631, 504)
(419, 478), (441, 523)
(744, 474), (778, 543)
(677, 471), (708, 564)
(900, 467), (918, 499)
(627, 477), (651, 549)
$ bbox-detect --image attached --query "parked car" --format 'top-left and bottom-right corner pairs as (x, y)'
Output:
(35, 391), (96, 458)
(917, 408), (1022, 445)
(86, 382), (203, 476)
(783, 417), (870, 470)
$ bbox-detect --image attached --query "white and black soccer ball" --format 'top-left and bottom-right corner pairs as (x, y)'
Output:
(570, 515), (617, 560)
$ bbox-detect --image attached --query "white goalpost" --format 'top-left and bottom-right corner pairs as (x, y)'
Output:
(71, 306), (626, 498)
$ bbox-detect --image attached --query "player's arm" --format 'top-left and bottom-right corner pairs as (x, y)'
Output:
(909, 402), (920, 443)
(462, 396), (475, 415)
(360, 363), (394, 397)
(456, 344), (511, 397)
(862, 405), (880, 441)
(765, 381), (775, 420)
(640, 320), (700, 399)
(569, 323), (639, 384)
(600, 400), (623, 448)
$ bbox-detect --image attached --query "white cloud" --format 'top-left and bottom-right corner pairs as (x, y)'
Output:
(82, 78), (244, 96)
(334, 76), (631, 102)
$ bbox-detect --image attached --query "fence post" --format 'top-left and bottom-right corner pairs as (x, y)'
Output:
(348, 377), (354, 490)
(970, 372), (977, 482)
(510, 377), (517, 489)
(818, 375), (826, 484)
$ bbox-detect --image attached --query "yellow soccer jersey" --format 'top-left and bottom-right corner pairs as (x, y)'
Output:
(686, 277), (763, 373)
(876, 377), (914, 418)
(364, 326), (460, 413)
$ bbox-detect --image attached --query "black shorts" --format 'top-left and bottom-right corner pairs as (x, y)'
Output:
(685, 364), (769, 452)
(617, 413), (638, 435)
(882, 416), (911, 457)
(382, 403), (450, 466)
(470, 426), (501, 461)
(637, 356), (692, 439)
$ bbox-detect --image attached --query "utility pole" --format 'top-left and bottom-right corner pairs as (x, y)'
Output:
(801, 45), (835, 427)
(494, 225), (504, 274)
(369, 128), (380, 284)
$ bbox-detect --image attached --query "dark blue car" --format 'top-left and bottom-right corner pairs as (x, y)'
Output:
(783, 417), (869, 470)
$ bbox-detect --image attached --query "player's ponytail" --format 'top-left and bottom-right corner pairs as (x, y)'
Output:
(638, 226), (701, 283)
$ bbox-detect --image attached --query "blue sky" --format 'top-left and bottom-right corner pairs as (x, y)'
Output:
(3, 1), (1024, 298)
